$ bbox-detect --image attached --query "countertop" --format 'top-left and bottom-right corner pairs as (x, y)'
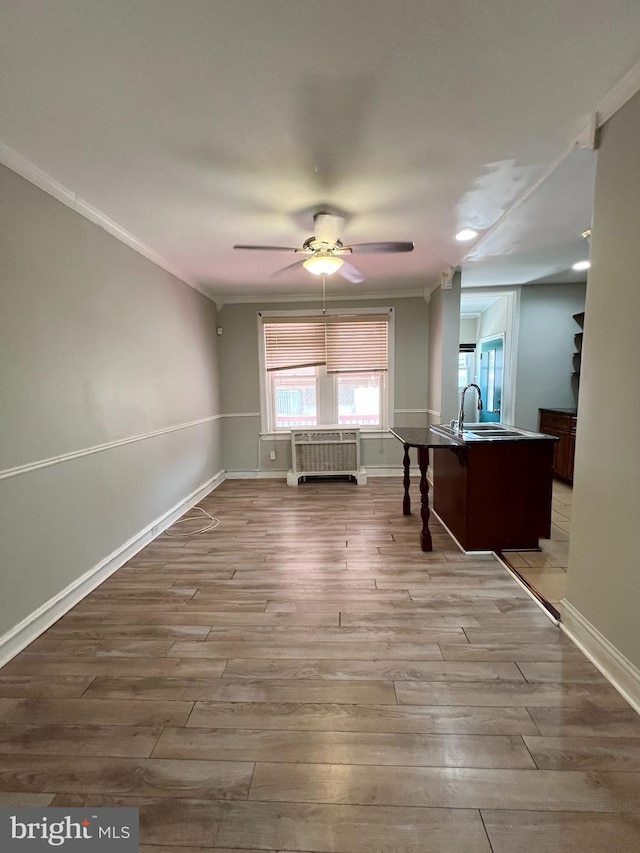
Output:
(388, 427), (460, 448)
(390, 425), (557, 447)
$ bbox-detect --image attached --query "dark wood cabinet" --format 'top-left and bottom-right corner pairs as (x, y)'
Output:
(432, 439), (556, 552)
(539, 408), (577, 483)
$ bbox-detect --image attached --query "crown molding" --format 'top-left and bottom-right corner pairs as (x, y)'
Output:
(596, 57), (640, 127)
(575, 58), (640, 148)
(0, 142), (215, 303)
(215, 288), (426, 306)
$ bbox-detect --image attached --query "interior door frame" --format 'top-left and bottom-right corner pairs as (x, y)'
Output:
(477, 332), (505, 420)
(462, 288), (520, 426)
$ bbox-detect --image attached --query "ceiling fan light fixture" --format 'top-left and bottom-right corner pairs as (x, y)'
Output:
(303, 253), (344, 276)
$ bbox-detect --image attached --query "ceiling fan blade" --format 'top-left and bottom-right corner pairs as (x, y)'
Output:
(337, 261), (365, 284)
(270, 259), (307, 278)
(345, 241), (415, 253)
(234, 244), (298, 251)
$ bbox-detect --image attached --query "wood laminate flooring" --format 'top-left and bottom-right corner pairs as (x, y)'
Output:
(501, 480), (572, 605)
(1, 477), (639, 852)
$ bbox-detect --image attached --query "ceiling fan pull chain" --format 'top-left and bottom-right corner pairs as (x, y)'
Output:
(322, 275), (326, 315)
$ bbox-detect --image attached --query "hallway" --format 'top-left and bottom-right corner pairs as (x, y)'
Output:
(1, 478), (639, 851)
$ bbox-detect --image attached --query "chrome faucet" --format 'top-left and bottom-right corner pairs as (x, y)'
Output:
(456, 383), (483, 431)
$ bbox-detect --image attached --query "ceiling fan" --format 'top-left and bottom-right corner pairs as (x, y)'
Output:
(233, 212), (414, 283)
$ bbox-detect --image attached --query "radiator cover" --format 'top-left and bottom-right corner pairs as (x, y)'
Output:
(286, 427), (366, 486)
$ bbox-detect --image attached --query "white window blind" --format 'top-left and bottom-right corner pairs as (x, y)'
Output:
(326, 318), (388, 373)
(264, 322), (327, 371)
(263, 316), (388, 373)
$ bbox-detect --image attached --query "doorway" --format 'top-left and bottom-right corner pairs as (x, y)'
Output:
(478, 334), (504, 422)
(459, 290), (518, 426)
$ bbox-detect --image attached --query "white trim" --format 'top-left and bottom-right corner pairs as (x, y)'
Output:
(0, 142), (214, 302)
(471, 288), (520, 426)
(504, 289), (520, 426)
(217, 290), (425, 306)
(426, 409), (441, 418)
(219, 412), (261, 419)
(0, 415), (222, 481)
(395, 408), (430, 414)
(363, 466), (404, 477)
(257, 312), (270, 434)
(257, 307), (395, 318)
(257, 307), (395, 434)
(477, 330), (506, 418)
(225, 465), (403, 479)
(597, 58), (640, 126)
(259, 429), (393, 441)
(575, 58), (640, 145)
(225, 470), (287, 479)
(0, 470), (225, 668)
(558, 599), (640, 714)
(387, 314), (395, 425)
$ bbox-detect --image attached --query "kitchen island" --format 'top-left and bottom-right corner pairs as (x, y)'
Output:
(389, 427), (459, 551)
(391, 424), (557, 553)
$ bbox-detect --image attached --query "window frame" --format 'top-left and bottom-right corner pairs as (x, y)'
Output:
(257, 307), (395, 435)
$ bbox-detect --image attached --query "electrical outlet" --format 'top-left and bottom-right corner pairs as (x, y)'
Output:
(269, 450), (277, 461)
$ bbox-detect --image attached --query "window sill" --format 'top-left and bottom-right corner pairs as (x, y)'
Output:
(260, 428), (393, 440)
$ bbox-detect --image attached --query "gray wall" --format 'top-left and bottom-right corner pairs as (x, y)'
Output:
(427, 274), (461, 427)
(515, 282), (587, 430)
(459, 317), (478, 344)
(566, 90), (640, 669)
(218, 296), (429, 475)
(477, 296), (509, 341)
(0, 165), (222, 641)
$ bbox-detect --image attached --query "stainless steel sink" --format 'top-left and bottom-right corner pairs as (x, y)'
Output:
(459, 422), (508, 431)
(430, 422), (527, 440)
(467, 428), (522, 437)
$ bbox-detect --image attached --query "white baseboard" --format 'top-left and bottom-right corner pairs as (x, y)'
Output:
(225, 467), (404, 479)
(0, 469), (225, 668)
(559, 599), (640, 714)
(225, 470), (287, 479)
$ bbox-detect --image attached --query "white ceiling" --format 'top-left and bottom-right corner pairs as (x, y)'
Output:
(2, 1), (640, 302)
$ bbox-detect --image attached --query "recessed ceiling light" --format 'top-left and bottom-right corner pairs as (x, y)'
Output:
(455, 228), (478, 242)
(572, 260), (591, 271)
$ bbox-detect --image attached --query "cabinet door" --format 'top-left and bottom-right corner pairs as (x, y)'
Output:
(553, 432), (572, 480)
(539, 412), (572, 481)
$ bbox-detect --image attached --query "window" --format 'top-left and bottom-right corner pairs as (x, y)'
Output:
(337, 372), (383, 427)
(260, 310), (392, 432)
(458, 344), (476, 391)
(271, 366), (318, 429)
